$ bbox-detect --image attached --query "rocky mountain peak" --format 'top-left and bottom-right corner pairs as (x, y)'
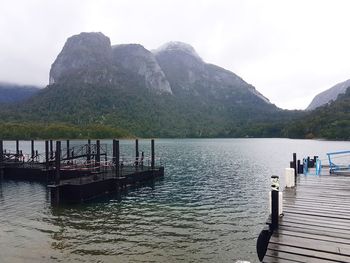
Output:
(154, 41), (202, 61)
(49, 32), (112, 84)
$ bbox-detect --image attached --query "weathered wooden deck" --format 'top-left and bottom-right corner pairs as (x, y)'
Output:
(263, 174), (350, 262)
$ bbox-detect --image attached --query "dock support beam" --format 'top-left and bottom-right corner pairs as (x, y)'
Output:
(31, 140), (35, 160)
(114, 139), (120, 177)
(270, 176), (279, 231)
(50, 140), (53, 160)
(151, 139), (155, 169)
(87, 139), (91, 163)
(135, 139), (139, 165)
(293, 153), (297, 184)
(16, 140), (19, 161)
(96, 140), (100, 171)
(45, 140), (49, 170)
(0, 140), (3, 179)
(66, 140), (70, 159)
(55, 141), (61, 185)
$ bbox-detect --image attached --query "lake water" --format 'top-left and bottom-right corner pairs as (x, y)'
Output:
(1, 138), (350, 263)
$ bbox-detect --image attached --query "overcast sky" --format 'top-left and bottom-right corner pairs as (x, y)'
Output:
(1, 0), (350, 109)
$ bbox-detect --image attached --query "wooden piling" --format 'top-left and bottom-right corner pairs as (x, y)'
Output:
(270, 176), (279, 231)
(87, 139), (91, 163)
(112, 139), (116, 164)
(31, 140), (34, 159)
(115, 140), (120, 178)
(16, 140), (19, 161)
(0, 140), (3, 178)
(55, 141), (61, 185)
(293, 153), (297, 178)
(50, 140), (53, 159)
(66, 140), (70, 159)
(45, 140), (49, 170)
(96, 140), (100, 171)
(151, 139), (155, 169)
(135, 139), (139, 165)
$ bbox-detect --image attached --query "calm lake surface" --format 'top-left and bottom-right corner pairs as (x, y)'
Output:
(1, 138), (350, 263)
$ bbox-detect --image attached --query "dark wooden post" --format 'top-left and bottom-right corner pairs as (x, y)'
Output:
(151, 139), (155, 169)
(112, 139), (116, 164)
(87, 139), (91, 163)
(45, 140), (49, 170)
(16, 140), (19, 161)
(0, 140), (3, 178)
(55, 141), (61, 185)
(0, 140), (3, 163)
(297, 160), (301, 174)
(96, 140), (100, 171)
(50, 140), (53, 159)
(66, 140), (70, 159)
(135, 139), (139, 166)
(31, 140), (35, 159)
(270, 175), (279, 231)
(293, 153), (297, 178)
(115, 140), (119, 178)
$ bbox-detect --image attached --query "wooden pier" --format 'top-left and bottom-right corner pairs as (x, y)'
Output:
(0, 139), (164, 205)
(257, 154), (350, 262)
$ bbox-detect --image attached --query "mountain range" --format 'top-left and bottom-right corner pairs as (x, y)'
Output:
(0, 83), (40, 104)
(0, 32), (348, 139)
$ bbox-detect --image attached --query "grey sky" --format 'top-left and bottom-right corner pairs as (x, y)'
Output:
(1, 0), (349, 109)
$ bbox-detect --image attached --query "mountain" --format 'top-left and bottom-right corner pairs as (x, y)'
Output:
(0, 83), (40, 104)
(283, 87), (350, 139)
(0, 32), (300, 139)
(307, 79), (350, 110)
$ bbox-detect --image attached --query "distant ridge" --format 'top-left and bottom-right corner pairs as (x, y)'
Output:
(0, 82), (40, 104)
(307, 79), (350, 110)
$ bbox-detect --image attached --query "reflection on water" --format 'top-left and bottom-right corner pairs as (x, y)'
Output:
(1, 138), (350, 263)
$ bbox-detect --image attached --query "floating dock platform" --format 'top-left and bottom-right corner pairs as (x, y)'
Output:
(0, 139), (164, 205)
(257, 153), (350, 262)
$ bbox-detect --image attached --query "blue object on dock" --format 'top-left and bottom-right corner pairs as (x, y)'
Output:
(303, 158), (308, 174)
(315, 158), (321, 175)
(326, 150), (350, 174)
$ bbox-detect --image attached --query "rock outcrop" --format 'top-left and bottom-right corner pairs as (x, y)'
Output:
(307, 79), (350, 110)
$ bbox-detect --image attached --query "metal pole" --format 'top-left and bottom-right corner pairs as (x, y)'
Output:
(270, 175), (279, 231)
(151, 139), (155, 169)
(55, 141), (61, 185)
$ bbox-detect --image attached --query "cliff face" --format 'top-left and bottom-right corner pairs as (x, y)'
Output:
(112, 44), (172, 94)
(307, 79), (350, 110)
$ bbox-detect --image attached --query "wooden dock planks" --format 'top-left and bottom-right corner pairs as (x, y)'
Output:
(263, 175), (350, 263)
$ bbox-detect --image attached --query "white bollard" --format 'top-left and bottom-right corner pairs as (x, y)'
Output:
(285, 168), (295, 188)
(269, 191), (283, 216)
